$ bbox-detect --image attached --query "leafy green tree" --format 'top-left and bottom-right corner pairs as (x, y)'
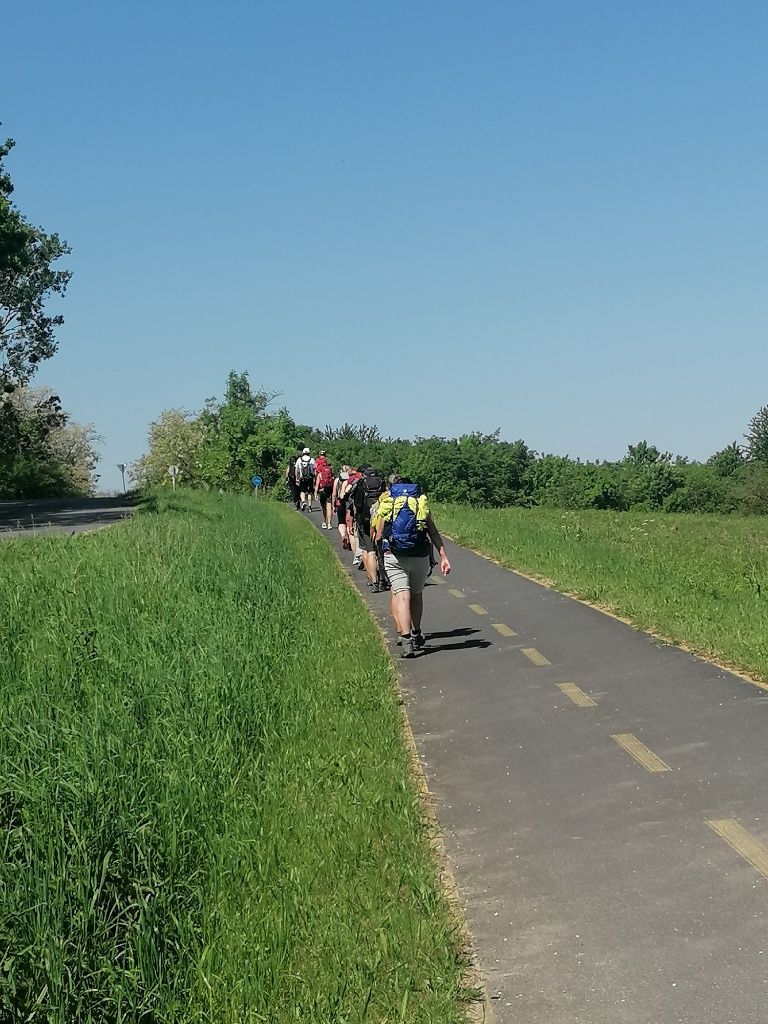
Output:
(0, 385), (99, 497)
(707, 442), (745, 477)
(131, 408), (204, 487)
(732, 461), (768, 514)
(198, 372), (301, 491)
(663, 463), (731, 513)
(0, 138), (72, 385)
(745, 405), (768, 464)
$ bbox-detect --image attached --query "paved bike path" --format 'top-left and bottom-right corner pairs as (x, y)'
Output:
(310, 511), (768, 1024)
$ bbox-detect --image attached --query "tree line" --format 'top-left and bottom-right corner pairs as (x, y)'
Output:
(135, 370), (768, 515)
(0, 136), (99, 498)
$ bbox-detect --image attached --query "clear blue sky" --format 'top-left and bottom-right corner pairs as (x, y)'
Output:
(3, 1), (767, 490)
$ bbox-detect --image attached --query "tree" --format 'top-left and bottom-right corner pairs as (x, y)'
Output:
(197, 372), (298, 491)
(0, 385), (100, 498)
(0, 138), (72, 386)
(130, 409), (204, 487)
(745, 405), (768, 465)
(707, 442), (745, 477)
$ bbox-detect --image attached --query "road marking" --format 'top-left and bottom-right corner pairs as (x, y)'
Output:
(611, 733), (671, 773)
(492, 623), (517, 637)
(521, 648), (550, 666)
(707, 819), (768, 881)
(449, 589), (465, 599)
(468, 603), (488, 615)
(557, 682), (597, 707)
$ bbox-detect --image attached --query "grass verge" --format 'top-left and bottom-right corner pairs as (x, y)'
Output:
(436, 503), (768, 682)
(1, 491), (470, 1023)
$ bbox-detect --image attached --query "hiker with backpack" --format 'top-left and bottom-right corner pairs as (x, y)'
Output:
(340, 467), (364, 567)
(333, 466), (352, 549)
(375, 477), (451, 657)
(314, 452), (336, 530)
(285, 455), (301, 510)
(296, 447), (316, 511)
(348, 466), (386, 589)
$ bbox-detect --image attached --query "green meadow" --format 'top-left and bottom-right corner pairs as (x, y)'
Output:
(1, 492), (469, 1023)
(437, 504), (768, 682)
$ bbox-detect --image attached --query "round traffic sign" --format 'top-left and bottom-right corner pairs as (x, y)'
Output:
(251, 475), (263, 487)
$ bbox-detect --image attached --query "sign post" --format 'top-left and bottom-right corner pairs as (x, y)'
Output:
(117, 463), (127, 493)
(251, 474), (263, 497)
(168, 465), (180, 491)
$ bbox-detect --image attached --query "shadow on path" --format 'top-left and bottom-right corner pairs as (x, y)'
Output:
(426, 627), (482, 641)
(418, 637), (493, 657)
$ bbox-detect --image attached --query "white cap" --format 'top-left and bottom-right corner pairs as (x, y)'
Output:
(302, 447), (310, 455)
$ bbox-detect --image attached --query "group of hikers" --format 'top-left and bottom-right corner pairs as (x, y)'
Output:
(286, 448), (451, 658)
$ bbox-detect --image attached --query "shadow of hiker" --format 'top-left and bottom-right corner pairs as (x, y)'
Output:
(417, 637), (493, 657)
(426, 627), (481, 641)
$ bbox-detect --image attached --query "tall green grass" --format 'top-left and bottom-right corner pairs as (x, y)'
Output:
(1, 491), (469, 1023)
(437, 503), (768, 680)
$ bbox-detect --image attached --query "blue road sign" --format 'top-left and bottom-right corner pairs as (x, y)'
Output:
(251, 475), (263, 487)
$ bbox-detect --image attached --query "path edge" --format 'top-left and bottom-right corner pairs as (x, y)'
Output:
(322, 528), (496, 1023)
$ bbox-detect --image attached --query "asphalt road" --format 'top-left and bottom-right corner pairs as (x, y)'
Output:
(0, 496), (134, 539)
(309, 508), (768, 1024)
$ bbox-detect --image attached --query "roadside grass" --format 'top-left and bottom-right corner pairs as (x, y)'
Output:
(1, 491), (470, 1023)
(436, 503), (768, 681)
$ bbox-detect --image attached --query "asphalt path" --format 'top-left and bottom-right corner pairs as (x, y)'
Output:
(308, 507), (768, 1024)
(0, 496), (134, 539)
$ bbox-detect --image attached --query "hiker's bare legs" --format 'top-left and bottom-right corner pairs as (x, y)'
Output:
(392, 590), (412, 634)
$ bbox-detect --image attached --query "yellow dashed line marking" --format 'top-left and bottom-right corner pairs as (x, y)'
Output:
(468, 603), (488, 615)
(557, 682), (597, 708)
(521, 648), (550, 666)
(707, 819), (768, 881)
(492, 623), (517, 637)
(611, 733), (671, 773)
(448, 589), (465, 599)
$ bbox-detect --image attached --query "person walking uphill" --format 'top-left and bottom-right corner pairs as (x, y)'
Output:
(296, 448), (316, 511)
(375, 478), (451, 657)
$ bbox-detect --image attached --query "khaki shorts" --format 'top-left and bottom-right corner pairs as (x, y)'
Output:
(384, 551), (430, 594)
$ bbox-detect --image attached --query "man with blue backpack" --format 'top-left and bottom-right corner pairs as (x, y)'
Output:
(375, 477), (451, 657)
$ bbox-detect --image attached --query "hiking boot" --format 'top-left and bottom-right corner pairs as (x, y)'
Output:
(412, 630), (425, 650)
(400, 635), (417, 658)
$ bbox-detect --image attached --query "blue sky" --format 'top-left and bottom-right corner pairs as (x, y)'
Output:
(3, 1), (767, 490)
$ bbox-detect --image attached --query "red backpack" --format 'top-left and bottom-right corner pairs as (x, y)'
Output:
(317, 462), (334, 489)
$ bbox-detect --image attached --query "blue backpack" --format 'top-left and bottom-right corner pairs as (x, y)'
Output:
(386, 483), (428, 553)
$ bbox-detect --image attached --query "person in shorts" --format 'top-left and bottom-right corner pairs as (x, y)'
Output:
(295, 447), (316, 511)
(314, 451), (335, 529)
(333, 467), (351, 547)
(375, 477), (451, 657)
(340, 467), (363, 566)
